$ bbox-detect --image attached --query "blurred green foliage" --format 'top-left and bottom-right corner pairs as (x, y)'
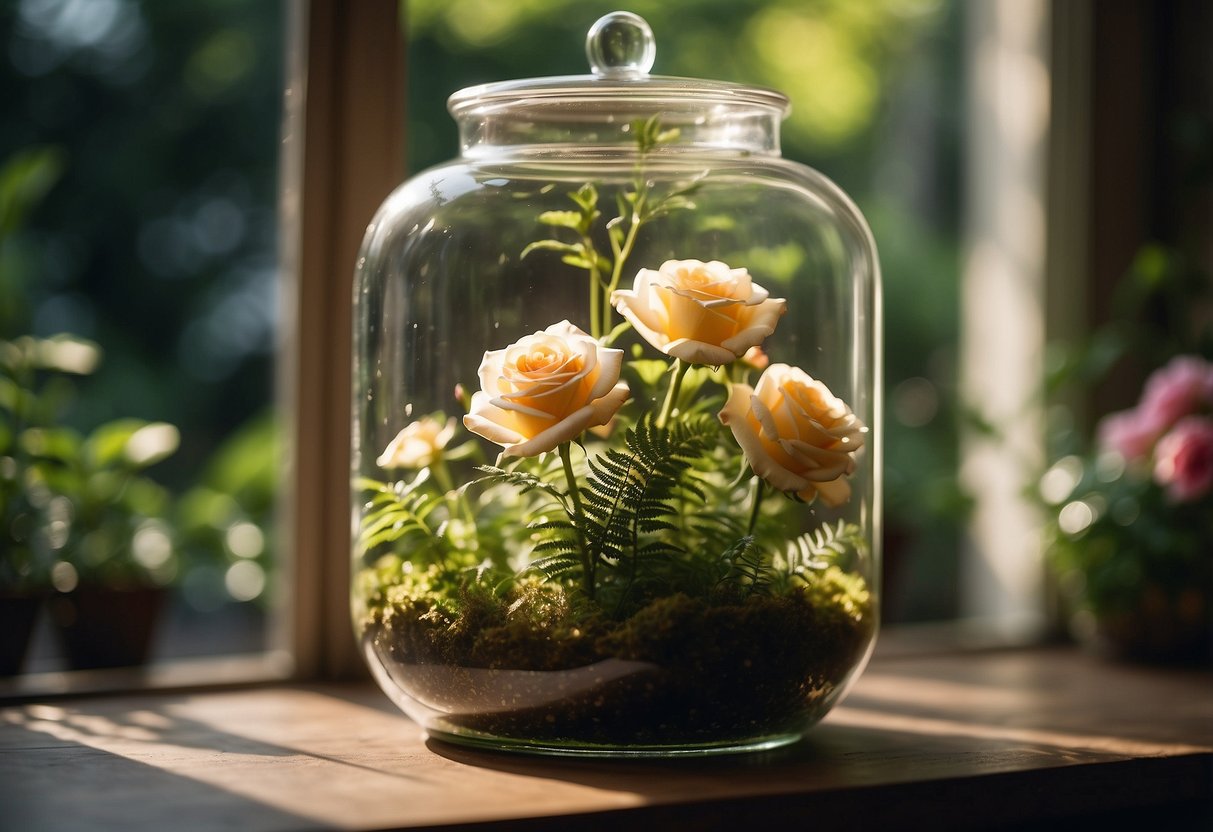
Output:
(1, 334), (178, 590)
(0, 2), (282, 615)
(0, 1), (282, 483)
(175, 409), (277, 608)
(1044, 450), (1212, 623)
(406, 0), (966, 620)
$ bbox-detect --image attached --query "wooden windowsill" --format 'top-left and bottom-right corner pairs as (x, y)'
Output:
(3, 645), (1210, 831)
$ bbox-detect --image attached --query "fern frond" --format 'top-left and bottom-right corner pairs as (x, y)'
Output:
(528, 518), (575, 532)
(715, 535), (771, 596)
(637, 541), (683, 559)
(531, 538), (581, 554)
(354, 480), (450, 563)
(473, 463), (568, 503)
(779, 520), (867, 585)
(526, 553), (581, 579)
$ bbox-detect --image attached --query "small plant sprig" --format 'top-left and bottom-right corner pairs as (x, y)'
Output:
(521, 115), (699, 339)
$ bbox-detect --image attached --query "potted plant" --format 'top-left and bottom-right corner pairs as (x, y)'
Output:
(1, 334), (180, 671)
(1, 334), (97, 673)
(1043, 355), (1213, 663)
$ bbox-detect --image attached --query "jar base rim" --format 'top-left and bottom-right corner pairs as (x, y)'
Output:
(424, 725), (803, 758)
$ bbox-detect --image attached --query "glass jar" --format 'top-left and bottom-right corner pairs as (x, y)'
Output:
(351, 12), (881, 756)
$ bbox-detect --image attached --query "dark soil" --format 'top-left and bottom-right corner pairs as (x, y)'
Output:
(366, 572), (873, 748)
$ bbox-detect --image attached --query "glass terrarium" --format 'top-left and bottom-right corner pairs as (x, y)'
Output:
(351, 12), (881, 756)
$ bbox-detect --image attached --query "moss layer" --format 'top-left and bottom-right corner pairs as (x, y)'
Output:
(363, 567), (873, 747)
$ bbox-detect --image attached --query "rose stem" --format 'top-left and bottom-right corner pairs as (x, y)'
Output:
(656, 358), (689, 428)
(558, 441), (595, 598)
(747, 477), (766, 536)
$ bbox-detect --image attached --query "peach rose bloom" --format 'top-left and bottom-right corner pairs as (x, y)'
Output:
(464, 320), (630, 457)
(719, 363), (866, 507)
(611, 259), (786, 365)
(377, 416), (456, 469)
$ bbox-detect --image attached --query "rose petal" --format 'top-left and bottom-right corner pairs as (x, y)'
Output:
(586, 344), (624, 401)
(464, 392), (527, 446)
(663, 338), (737, 366)
(719, 383), (813, 493)
(720, 366), (864, 506)
(783, 438), (853, 481)
(614, 261), (785, 365)
(811, 477), (852, 507)
(503, 382), (630, 457)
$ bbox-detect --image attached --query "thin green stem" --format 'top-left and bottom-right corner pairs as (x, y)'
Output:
(656, 358), (689, 428)
(602, 203), (644, 336)
(558, 442), (594, 598)
(601, 320), (633, 347)
(429, 458), (454, 493)
(582, 230), (603, 340)
(588, 265), (601, 340)
(431, 458), (474, 525)
(747, 477), (766, 537)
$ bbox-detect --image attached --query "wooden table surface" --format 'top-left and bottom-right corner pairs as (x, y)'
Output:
(2, 646), (1210, 831)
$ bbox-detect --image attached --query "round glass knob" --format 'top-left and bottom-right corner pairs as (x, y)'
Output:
(586, 11), (655, 77)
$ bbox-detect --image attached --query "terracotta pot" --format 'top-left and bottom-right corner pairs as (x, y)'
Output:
(50, 586), (167, 670)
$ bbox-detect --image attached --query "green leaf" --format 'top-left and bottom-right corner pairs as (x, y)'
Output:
(20, 426), (82, 463)
(355, 476), (392, 494)
(561, 254), (595, 270)
(537, 210), (583, 229)
(85, 419), (146, 467)
(627, 359), (669, 387)
(632, 115), (660, 153)
(569, 182), (599, 212)
(521, 239), (581, 260)
(0, 146), (66, 236)
(0, 376), (20, 413)
(198, 410), (279, 499)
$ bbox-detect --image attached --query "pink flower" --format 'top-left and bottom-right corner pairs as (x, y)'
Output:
(1097, 408), (1160, 462)
(1153, 416), (1213, 503)
(1139, 355), (1213, 431)
(1097, 355), (1213, 462)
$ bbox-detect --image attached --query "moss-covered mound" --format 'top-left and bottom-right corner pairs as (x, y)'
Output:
(361, 566), (873, 748)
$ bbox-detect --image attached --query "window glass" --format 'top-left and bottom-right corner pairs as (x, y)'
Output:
(0, 0), (283, 676)
(405, 0), (964, 623)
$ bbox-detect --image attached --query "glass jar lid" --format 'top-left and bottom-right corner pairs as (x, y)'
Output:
(447, 11), (790, 122)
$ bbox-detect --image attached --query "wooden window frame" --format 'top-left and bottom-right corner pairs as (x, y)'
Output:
(283, 0), (405, 680)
